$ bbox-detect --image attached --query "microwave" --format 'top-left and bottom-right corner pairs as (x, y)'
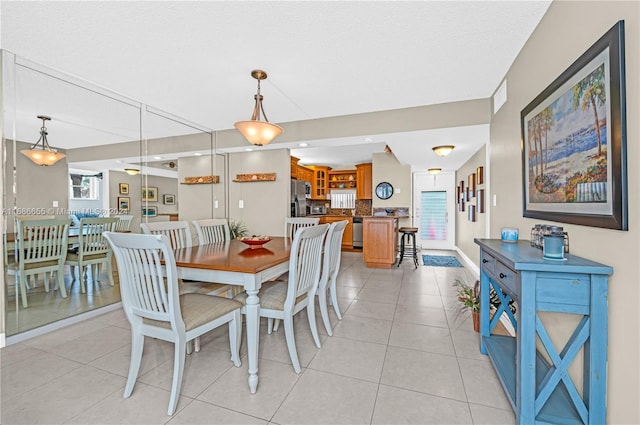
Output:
(311, 205), (327, 215)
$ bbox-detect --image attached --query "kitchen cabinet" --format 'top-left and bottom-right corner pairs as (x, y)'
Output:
(475, 239), (612, 424)
(363, 217), (398, 268)
(319, 216), (353, 248)
(290, 156), (300, 179)
(310, 166), (331, 199)
(356, 163), (372, 199)
(297, 165), (314, 184)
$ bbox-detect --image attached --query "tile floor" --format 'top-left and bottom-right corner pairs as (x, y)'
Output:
(1, 250), (515, 424)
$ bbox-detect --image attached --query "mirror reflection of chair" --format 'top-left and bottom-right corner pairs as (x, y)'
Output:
(140, 221), (192, 249)
(114, 215), (133, 232)
(235, 224), (329, 373)
(284, 217), (320, 240)
(66, 217), (118, 293)
(192, 218), (230, 244)
(103, 231), (243, 416)
(6, 218), (71, 308)
(317, 220), (348, 336)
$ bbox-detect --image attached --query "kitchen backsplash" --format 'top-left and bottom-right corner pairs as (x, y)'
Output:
(308, 198), (372, 216)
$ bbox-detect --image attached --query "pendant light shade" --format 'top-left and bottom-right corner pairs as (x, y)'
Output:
(432, 145), (455, 157)
(428, 168), (442, 175)
(124, 168), (140, 175)
(234, 70), (283, 146)
(20, 115), (66, 166)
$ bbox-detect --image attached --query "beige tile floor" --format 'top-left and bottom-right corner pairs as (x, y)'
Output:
(0, 251), (515, 425)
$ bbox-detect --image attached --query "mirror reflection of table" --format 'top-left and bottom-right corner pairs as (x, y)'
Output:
(173, 237), (291, 394)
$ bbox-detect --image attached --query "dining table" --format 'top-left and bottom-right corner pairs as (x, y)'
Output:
(172, 236), (291, 394)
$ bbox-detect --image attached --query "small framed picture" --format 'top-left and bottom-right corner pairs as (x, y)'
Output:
(163, 194), (175, 205)
(142, 206), (158, 217)
(117, 197), (130, 212)
(119, 183), (129, 195)
(142, 186), (158, 202)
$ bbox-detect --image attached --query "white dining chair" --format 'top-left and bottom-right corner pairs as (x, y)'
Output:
(140, 221), (192, 249)
(114, 215), (134, 232)
(192, 218), (230, 244)
(103, 231), (243, 416)
(235, 223), (329, 373)
(317, 220), (348, 335)
(7, 218), (71, 308)
(66, 217), (118, 293)
(284, 217), (320, 240)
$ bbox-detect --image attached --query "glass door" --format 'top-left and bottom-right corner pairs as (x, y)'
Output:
(413, 172), (455, 249)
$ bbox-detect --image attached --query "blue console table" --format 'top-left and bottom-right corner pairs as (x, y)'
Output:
(474, 239), (612, 424)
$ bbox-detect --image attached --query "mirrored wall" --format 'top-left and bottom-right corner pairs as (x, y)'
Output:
(1, 50), (224, 338)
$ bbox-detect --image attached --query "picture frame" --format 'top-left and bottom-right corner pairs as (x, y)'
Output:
(521, 21), (627, 230)
(163, 194), (175, 205)
(119, 183), (129, 195)
(142, 186), (158, 202)
(468, 173), (476, 198)
(117, 197), (130, 212)
(468, 205), (476, 222)
(142, 206), (158, 217)
(477, 189), (485, 213)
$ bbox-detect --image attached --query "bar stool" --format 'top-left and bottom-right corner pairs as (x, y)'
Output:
(398, 227), (419, 268)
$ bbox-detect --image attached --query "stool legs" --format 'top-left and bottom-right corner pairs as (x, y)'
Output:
(397, 231), (418, 268)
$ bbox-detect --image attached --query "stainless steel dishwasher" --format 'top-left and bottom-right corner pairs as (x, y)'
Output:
(352, 217), (363, 248)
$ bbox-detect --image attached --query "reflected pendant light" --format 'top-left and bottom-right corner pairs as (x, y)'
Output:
(432, 145), (455, 157)
(124, 168), (140, 175)
(428, 168), (442, 175)
(234, 69), (284, 146)
(20, 115), (66, 166)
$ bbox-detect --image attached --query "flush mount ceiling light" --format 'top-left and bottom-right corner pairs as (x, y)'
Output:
(234, 69), (284, 147)
(432, 145), (455, 157)
(124, 168), (140, 175)
(20, 115), (66, 166)
(428, 168), (442, 175)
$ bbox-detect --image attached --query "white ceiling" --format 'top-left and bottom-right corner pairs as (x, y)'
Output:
(1, 1), (551, 173)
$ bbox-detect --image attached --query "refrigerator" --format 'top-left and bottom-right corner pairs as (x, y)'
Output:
(291, 179), (308, 217)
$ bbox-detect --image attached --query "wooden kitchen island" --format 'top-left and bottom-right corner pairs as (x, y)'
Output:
(362, 216), (398, 268)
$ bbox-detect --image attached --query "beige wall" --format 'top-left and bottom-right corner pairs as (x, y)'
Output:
(177, 154), (227, 224)
(455, 145), (487, 265)
(485, 2), (639, 422)
(372, 151), (412, 228)
(227, 149), (290, 237)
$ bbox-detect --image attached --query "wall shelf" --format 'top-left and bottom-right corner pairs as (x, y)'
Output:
(181, 175), (220, 184)
(233, 173), (276, 182)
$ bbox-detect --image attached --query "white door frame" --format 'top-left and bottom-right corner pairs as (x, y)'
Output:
(413, 172), (456, 250)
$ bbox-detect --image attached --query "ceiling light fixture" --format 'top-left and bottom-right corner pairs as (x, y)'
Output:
(124, 168), (140, 175)
(234, 69), (284, 146)
(432, 145), (455, 157)
(20, 115), (66, 166)
(428, 168), (442, 175)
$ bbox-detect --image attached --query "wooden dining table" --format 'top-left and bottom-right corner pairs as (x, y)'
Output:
(172, 236), (291, 394)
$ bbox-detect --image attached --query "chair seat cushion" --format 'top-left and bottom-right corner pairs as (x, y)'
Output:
(234, 280), (307, 311)
(7, 259), (59, 271)
(66, 252), (107, 262)
(179, 281), (233, 296)
(144, 293), (242, 331)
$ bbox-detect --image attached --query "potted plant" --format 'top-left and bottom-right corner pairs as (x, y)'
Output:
(453, 279), (480, 332)
(229, 219), (249, 239)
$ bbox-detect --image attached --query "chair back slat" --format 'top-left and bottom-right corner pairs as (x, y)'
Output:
(140, 221), (192, 249)
(114, 215), (134, 231)
(193, 219), (230, 244)
(104, 231), (182, 328)
(17, 218), (71, 264)
(286, 224), (329, 308)
(79, 217), (118, 255)
(284, 217), (320, 240)
(323, 220), (348, 285)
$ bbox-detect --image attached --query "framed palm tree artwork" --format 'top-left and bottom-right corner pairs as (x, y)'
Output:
(521, 20), (627, 230)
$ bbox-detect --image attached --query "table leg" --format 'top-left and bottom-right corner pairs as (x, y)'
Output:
(244, 288), (260, 393)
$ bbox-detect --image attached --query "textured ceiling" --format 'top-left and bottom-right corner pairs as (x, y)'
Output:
(1, 1), (551, 172)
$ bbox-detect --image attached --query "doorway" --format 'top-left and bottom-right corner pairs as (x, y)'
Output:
(413, 172), (455, 250)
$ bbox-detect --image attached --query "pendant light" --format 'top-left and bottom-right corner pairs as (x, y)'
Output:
(432, 145), (455, 157)
(428, 168), (442, 174)
(20, 115), (66, 166)
(124, 168), (140, 175)
(234, 69), (284, 146)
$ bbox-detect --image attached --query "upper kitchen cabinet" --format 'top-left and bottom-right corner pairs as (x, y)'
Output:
(356, 163), (372, 199)
(298, 165), (314, 184)
(290, 156), (300, 179)
(310, 166), (331, 199)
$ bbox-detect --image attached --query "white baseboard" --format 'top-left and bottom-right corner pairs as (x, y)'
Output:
(4, 303), (122, 346)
